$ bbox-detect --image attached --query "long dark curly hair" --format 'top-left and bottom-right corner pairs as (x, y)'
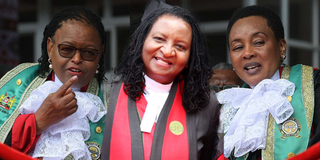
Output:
(37, 6), (107, 82)
(115, 6), (212, 112)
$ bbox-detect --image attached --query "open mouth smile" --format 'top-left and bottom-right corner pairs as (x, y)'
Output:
(69, 68), (81, 72)
(67, 67), (83, 75)
(155, 57), (172, 65)
(245, 65), (260, 70)
(244, 62), (261, 75)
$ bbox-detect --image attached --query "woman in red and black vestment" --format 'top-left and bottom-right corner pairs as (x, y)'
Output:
(101, 5), (221, 160)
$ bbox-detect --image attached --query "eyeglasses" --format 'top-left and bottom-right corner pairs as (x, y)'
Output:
(210, 85), (240, 92)
(57, 44), (100, 61)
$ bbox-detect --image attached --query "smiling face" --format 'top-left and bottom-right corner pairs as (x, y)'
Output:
(228, 16), (286, 86)
(47, 20), (103, 88)
(142, 14), (192, 84)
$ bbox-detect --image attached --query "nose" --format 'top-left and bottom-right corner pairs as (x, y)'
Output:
(160, 44), (175, 57)
(71, 50), (82, 63)
(243, 46), (256, 59)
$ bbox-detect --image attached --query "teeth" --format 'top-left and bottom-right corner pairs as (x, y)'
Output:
(70, 69), (80, 72)
(247, 66), (257, 69)
(155, 58), (170, 65)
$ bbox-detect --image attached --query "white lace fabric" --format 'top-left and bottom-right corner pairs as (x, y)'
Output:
(217, 79), (295, 158)
(19, 81), (107, 160)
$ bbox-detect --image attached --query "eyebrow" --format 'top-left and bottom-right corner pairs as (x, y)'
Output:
(230, 31), (268, 44)
(60, 41), (98, 48)
(176, 40), (190, 47)
(252, 31), (268, 37)
(152, 32), (166, 38)
(230, 38), (241, 44)
(153, 32), (190, 46)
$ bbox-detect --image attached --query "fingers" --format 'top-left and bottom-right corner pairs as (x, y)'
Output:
(56, 76), (78, 97)
(62, 90), (76, 105)
(67, 105), (78, 115)
(64, 97), (78, 116)
(64, 88), (73, 96)
(65, 97), (77, 109)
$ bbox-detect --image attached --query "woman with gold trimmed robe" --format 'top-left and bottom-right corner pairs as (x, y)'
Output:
(0, 6), (108, 160)
(218, 5), (320, 160)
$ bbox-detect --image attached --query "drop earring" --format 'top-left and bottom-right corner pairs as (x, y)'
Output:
(96, 64), (100, 74)
(281, 54), (286, 60)
(48, 58), (52, 69)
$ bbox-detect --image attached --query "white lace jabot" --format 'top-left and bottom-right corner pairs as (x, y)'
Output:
(140, 74), (172, 133)
(217, 79), (295, 158)
(19, 77), (107, 160)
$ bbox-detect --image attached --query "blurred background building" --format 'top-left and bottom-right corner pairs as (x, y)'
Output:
(0, 0), (319, 78)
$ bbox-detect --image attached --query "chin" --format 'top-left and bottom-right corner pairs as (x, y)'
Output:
(247, 80), (262, 87)
(72, 83), (85, 88)
(242, 75), (264, 86)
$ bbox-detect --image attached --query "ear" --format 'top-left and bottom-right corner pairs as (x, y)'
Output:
(47, 37), (53, 59)
(279, 39), (287, 57)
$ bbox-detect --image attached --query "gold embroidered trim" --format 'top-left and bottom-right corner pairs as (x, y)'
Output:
(87, 78), (99, 95)
(262, 64), (291, 160)
(0, 63), (51, 142)
(0, 75), (47, 142)
(102, 81), (111, 110)
(262, 115), (275, 160)
(103, 83), (107, 110)
(282, 64), (291, 80)
(301, 65), (314, 131)
(64, 154), (75, 160)
(0, 63), (38, 89)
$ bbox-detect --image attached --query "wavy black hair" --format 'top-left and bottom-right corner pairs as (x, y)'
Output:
(37, 6), (107, 82)
(226, 5), (285, 48)
(115, 6), (212, 113)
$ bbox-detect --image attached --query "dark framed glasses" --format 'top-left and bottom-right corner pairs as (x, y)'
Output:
(210, 85), (240, 92)
(57, 44), (100, 61)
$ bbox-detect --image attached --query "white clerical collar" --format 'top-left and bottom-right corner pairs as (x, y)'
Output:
(140, 74), (173, 133)
(54, 74), (81, 92)
(250, 68), (280, 89)
(144, 74), (172, 93)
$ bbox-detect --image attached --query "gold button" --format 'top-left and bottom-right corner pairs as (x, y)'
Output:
(16, 79), (22, 86)
(95, 126), (102, 134)
(287, 152), (295, 158)
(286, 96), (292, 102)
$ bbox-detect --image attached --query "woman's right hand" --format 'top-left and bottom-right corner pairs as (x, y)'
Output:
(34, 76), (78, 135)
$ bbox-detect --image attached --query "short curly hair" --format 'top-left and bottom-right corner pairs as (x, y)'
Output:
(226, 5), (285, 48)
(115, 6), (212, 113)
(37, 6), (107, 82)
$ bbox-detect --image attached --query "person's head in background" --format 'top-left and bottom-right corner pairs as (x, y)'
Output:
(226, 5), (286, 86)
(38, 6), (107, 87)
(115, 6), (212, 112)
(209, 62), (243, 92)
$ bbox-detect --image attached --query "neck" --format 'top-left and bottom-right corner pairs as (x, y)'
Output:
(54, 74), (81, 92)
